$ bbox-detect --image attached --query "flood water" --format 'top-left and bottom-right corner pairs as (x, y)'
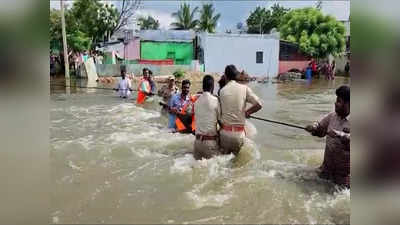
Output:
(51, 76), (351, 224)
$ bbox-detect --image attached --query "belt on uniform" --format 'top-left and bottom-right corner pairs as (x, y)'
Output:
(221, 124), (245, 132)
(195, 134), (218, 141)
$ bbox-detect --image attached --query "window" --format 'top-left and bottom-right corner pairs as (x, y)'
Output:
(256, 51), (263, 64)
(175, 59), (184, 65)
(167, 52), (175, 59)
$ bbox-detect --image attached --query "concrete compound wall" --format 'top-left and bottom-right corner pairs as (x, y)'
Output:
(95, 64), (193, 76)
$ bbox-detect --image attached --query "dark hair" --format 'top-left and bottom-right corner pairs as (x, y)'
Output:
(203, 75), (214, 92)
(143, 68), (149, 74)
(182, 79), (191, 86)
(225, 64), (239, 80)
(336, 85), (350, 103)
(149, 70), (153, 75)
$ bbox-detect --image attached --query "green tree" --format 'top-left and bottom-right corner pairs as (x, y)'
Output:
(50, 9), (62, 52)
(246, 4), (289, 34)
(67, 0), (118, 45)
(279, 7), (346, 58)
(170, 3), (199, 30)
(198, 4), (221, 33)
(137, 16), (160, 30)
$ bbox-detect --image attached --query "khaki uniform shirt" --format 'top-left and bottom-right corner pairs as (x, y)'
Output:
(219, 80), (261, 126)
(194, 92), (220, 136)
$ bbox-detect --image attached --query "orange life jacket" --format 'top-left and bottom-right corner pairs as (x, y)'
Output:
(176, 95), (199, 132)
(137, 78), (150, 104)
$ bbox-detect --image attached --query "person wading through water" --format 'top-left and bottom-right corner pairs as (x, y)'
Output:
(137, 68), (151, 104)
(114, 65), (132, 98)
(193, 75), (222, 160)
(305, 85), (350, 188)
(158, 76), (179, 129)
(169, 79), (198, 134)
(219, 65), (262, 156)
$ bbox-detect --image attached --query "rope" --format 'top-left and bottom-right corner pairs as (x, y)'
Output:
(249, 115), (306, 130)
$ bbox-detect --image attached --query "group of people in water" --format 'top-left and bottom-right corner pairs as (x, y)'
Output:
(114, 64), (350, 189)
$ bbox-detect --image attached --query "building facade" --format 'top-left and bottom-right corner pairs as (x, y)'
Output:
(198, 33), (280, 77)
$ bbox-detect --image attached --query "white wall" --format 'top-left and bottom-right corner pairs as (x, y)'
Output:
(200, 34), (279, 77)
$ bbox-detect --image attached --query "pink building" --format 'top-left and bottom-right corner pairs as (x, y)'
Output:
(279, 40), (311, 74)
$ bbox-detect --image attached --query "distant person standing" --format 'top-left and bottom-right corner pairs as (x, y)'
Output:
(305, 63), (312, 80)
(345, 61), (350, 76)
(331, 60), (336, 80)
(311, 59), (317, 77)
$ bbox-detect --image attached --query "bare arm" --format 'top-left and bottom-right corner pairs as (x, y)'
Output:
(305, 113), (332, 137)
(245, 86), (262, 118)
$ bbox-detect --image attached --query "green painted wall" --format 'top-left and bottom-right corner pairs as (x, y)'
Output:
(141, 41), (193, 65)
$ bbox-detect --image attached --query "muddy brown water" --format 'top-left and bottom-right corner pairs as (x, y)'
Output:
(51, 76), (350, 224)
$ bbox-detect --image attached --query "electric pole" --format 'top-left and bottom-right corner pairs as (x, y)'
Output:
(60, 0), (70, 78)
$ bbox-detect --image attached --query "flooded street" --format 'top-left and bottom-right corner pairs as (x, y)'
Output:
(51, 77), (350, 224)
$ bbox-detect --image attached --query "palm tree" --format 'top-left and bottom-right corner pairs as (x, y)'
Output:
(170, 3), (199, 30)
(137, 16), (160, 30)
(198, 4), (221, 33)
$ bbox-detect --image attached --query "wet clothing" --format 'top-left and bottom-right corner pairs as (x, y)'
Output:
(219, 80), (261, 155)
(312, 112), (350, 187)
(194, 92), (220, 136)
(158, 84), (179, 129)
(149, 80), (156, 94)
(158, 84), (179, 103)
(193, 92), (221, 159)
(116, 78), (131, 98)
(170, 93), (194, 132)
(137, 78), (150, 104)
(194, 138), (220, 160)
(219, 80), (261, 126)
(170, 93), (193, 115)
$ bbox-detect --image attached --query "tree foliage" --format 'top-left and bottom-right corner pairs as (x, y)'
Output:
(68, 0), (118, 44)
(50, 0), (124, 53)
(50, 9), (62, 52)
(246, 4), (289, 34)
(279, 7), (346, 58)
(171, 3), (199, 30)
(198, 4), (221, 33)
(138, 16), (160, 30)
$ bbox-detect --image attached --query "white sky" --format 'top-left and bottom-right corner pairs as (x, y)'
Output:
(50, 0), (350, 32)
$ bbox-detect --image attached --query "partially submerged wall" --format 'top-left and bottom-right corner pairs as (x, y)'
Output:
(96, 64), (192, 76)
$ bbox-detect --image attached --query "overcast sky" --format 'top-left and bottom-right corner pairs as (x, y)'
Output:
(50, 0), (350, 32)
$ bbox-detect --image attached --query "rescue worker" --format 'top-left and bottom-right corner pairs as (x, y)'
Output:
(305, 85), (350, 188)
(193, 75), (221, 160)
(219, 65), (262, 156)
(158, 76), (179, 129)
(169, 79), (197, 133)
(148, 70), (156, 95)
(114, 65), (132, 98)
(137, 68), (151, 104)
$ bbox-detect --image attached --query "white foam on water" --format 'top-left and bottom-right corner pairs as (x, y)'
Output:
(76, 135), (94, 151)
(133, 148), (167, 159)
(170, 153), (234, 175)
(68, 160), (83, 172)
(185, 190), (232, 209)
